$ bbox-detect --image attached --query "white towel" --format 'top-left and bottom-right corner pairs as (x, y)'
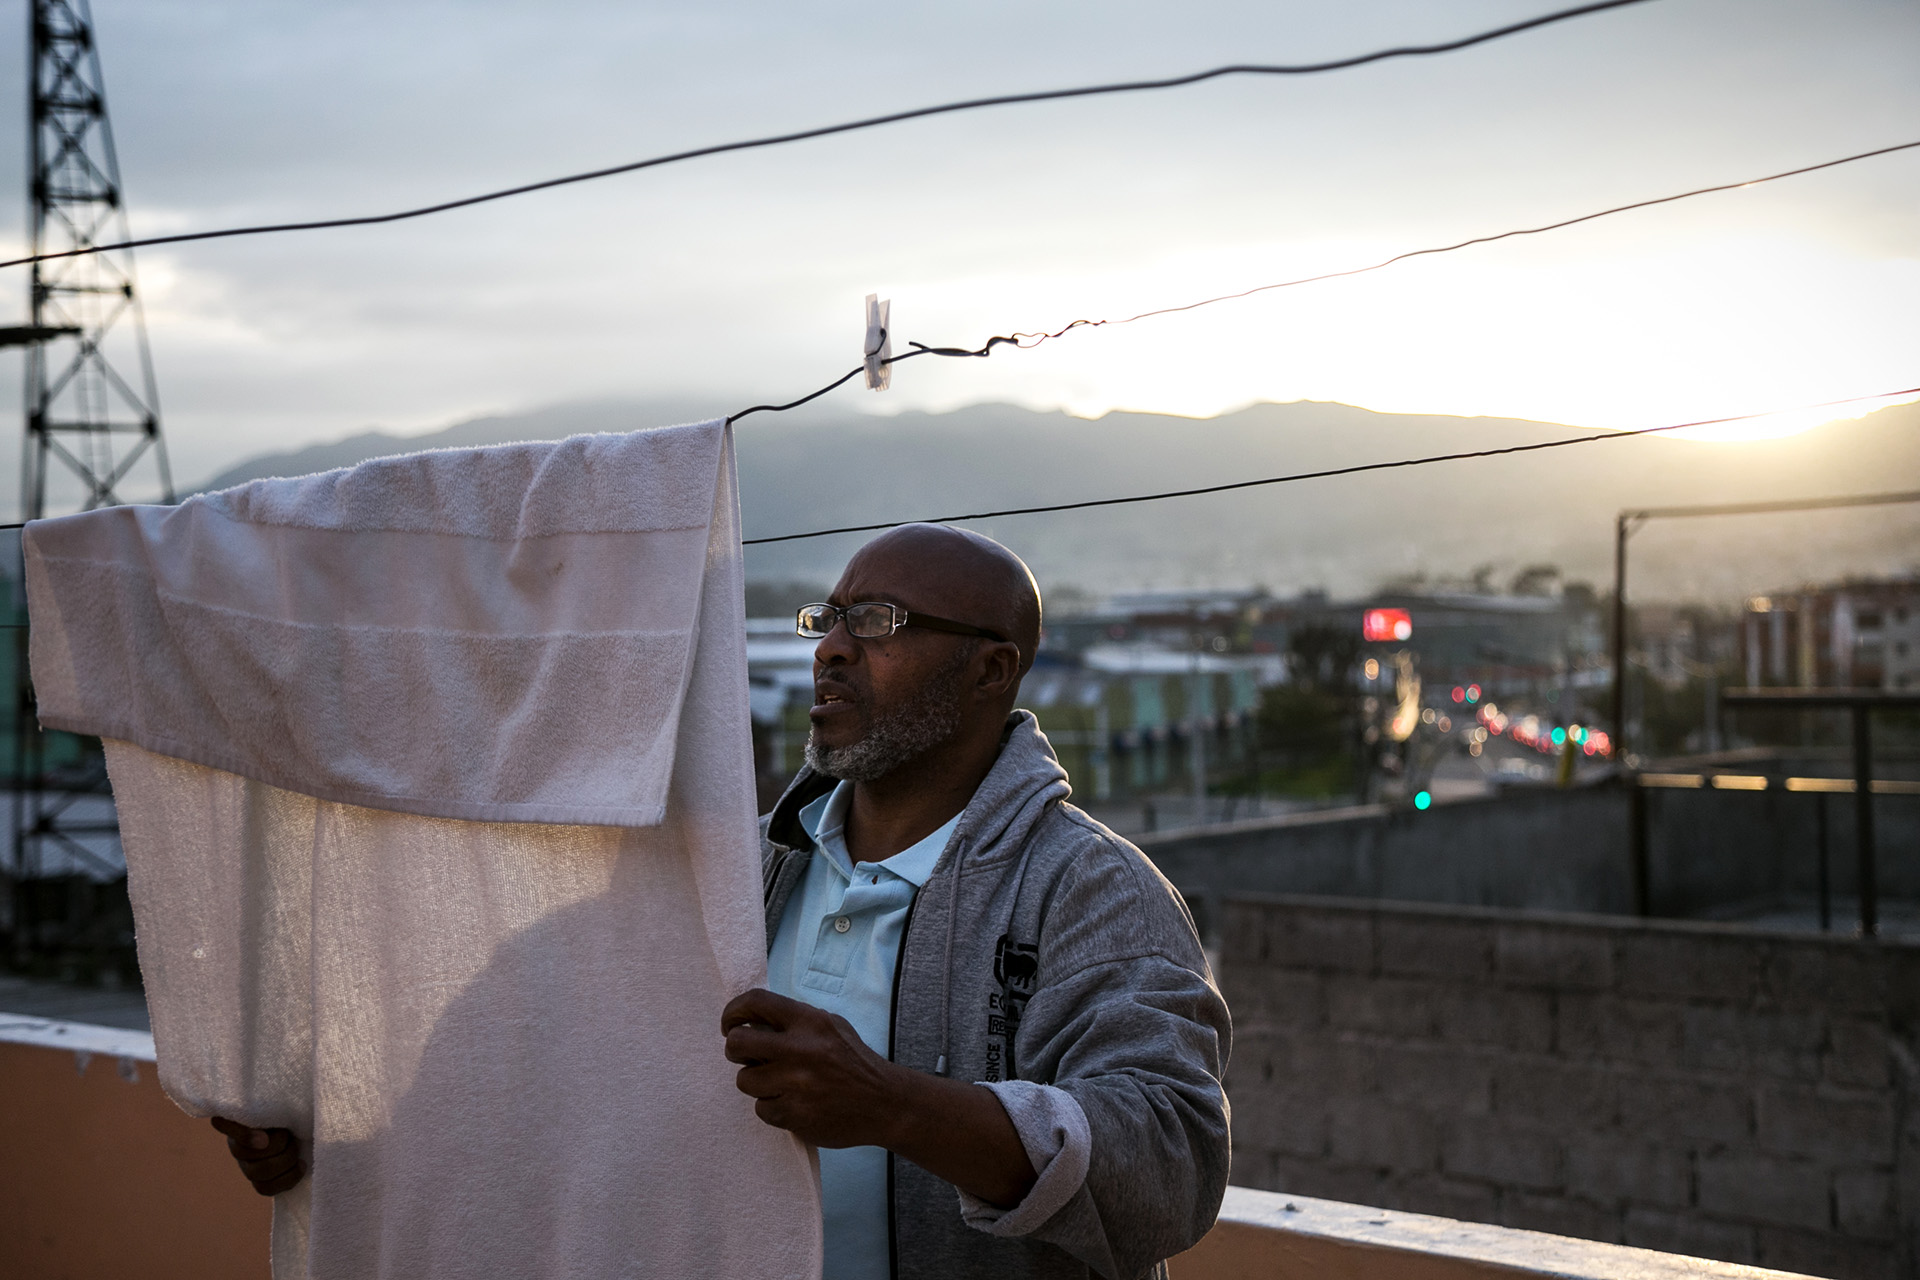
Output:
(25, 420), (821, 1280)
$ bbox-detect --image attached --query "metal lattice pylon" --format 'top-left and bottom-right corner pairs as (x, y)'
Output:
(10, 0), (171, 962)
(25, 0), (172, 515)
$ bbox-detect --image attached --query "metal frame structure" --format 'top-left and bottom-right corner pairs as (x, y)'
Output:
(1606, 488), (1920, 929)
(1717, 687), (1920, 939)
(1608, 488), (1920, 760)
(10, 0), (172, 962)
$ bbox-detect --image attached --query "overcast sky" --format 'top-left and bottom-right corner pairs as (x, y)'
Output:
(1, 0), (1916, 507)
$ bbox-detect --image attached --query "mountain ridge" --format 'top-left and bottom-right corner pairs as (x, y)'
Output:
(192, 397), (1920, 602)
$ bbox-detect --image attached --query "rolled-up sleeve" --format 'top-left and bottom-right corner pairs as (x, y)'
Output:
(957, 1080), (1093, 1236)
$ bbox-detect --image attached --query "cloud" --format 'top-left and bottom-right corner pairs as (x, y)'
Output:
(0, 0), (1915, 517)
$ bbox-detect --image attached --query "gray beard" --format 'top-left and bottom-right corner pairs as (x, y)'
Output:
(804, 643), (975, 783)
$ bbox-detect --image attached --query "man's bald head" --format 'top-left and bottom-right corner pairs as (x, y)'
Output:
(839, 524), (1041, 674)
(807, 525), (1042, 784)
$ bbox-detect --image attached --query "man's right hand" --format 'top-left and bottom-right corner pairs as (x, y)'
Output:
(210, 1116), (305, 1196)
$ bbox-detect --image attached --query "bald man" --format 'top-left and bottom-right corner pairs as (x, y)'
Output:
(730, 525), (1230, 1280)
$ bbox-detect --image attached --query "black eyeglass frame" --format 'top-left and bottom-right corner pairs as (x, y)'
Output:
(796, 601), (1009, 644)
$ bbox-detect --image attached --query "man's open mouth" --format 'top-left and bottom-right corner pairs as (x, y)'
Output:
(812, 682), (858, 712)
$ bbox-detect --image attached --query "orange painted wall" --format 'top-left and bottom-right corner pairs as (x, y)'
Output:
(0, 1041), (271, 1280)
(1169, 1220), (1522, 1280)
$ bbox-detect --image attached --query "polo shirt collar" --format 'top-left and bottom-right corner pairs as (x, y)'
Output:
(798, 780), (956, 888)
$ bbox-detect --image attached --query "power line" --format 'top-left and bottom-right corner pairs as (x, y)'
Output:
(738, 386), (1920, 545)
(0, 0), (1652, 273)
(910, 139), (1920, 359)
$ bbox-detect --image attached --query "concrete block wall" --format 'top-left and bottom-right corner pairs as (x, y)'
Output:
(1222, 894), (1920, 1279)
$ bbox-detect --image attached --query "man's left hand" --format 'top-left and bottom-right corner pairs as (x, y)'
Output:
(722, 987), (905, 1150)
(722, 986), (1040, 1208)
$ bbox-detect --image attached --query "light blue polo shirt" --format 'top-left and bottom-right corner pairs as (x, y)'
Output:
(766, 781), (960, 1280)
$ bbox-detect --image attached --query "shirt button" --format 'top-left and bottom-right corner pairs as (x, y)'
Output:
(833, 916), (852, 933)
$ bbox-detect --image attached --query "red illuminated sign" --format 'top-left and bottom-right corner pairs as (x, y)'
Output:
(1363, 608), (1413, 642)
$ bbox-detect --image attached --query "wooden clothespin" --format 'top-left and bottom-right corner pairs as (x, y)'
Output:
(864, 294), (891, 391)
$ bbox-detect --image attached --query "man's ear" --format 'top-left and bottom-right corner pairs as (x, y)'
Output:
(975, 640), (1023, 699)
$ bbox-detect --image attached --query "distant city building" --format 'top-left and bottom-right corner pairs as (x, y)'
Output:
(1630, 603), (1738, 688)
(1739, 575), (1920, 690)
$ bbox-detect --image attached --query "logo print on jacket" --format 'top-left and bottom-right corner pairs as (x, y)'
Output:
(985, 935), (1038, 1082)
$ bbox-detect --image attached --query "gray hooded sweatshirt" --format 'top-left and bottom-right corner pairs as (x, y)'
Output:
(760, 711), (1232, 1280)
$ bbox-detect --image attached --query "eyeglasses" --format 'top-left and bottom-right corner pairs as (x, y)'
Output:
(796, 601), (1008, 643)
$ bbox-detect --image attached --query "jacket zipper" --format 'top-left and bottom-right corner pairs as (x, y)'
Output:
(884, 882), (922, 1280)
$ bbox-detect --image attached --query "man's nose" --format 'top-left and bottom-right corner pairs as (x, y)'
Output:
(814, 621), (858, 667)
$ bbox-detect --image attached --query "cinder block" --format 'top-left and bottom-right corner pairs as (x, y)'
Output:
(1437, 986), (1553, 1053)
(1495, 924), (1614, 991)
(1697, 1152), (1831, 1231)
(1226, 1086), (1329, 1159)
(1285, 1035), (1380, 1098)
(1232, 1146), (1290, 1192)
(1325, 974), (1444, 1038)
(1555, 992), (1685, 1064)
(1367, 1041), (1496, 1116)
(1383, 1173), (1501, 1226)
(1832, 1167), (1896, 1238)
(1623, 1206), (1756, 1266)
(1222, 1028), (1297, 1088)
(1498, 1190), (1622, 1245)
(1266, 1154), (1388, 1208)
(1376, 916), (1493, 981)
(1756, 1085), (1896, 1164)
(1326, 1098), (1439, 1172)
(1823, 1017), (1892, 1090)
(1562, 1134), (1691, 1209)
(1222, 968), (1325, 1032)
(1221, 902), (1265, 964)
(1755, 1225), (1902, 1280)
(1615, 1075), (1752, 1146)
(1492, 1057), (1618, 1129)
(1440, 1118), (1561, 1189)
(1616, 933), (1759, 1003)
(1887, 949), (1920, 1027)
(1679, 1004), (1824, 1081)
(1265, 908), (1375, 973)
(1764, 944), (1889, 1015)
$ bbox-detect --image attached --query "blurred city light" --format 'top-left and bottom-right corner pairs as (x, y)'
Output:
(1363, 608), (1413, 642)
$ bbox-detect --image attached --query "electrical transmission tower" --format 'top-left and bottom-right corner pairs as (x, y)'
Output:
(25, 0), (171, 513)
(9, 0), (172, 968)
